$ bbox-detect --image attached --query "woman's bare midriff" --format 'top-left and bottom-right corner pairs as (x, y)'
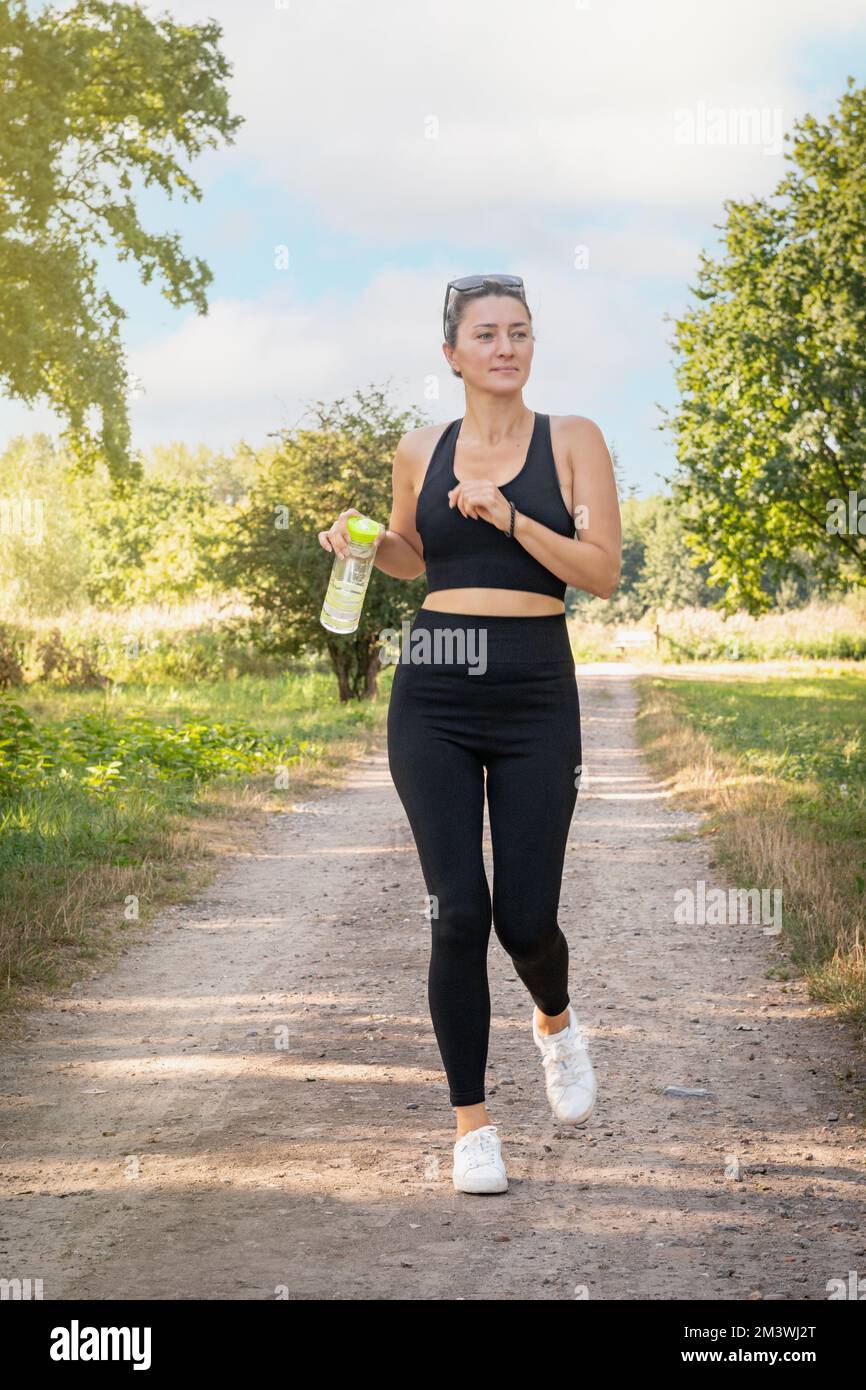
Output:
(420, 589), (565, 616)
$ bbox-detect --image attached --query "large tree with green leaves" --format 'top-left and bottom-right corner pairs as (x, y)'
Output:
(211, 385), (429, 702)
(0, 0), (241, 481)
(661, 76), (866, 614)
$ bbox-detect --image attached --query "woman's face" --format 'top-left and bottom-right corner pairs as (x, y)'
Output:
(445, 294), (534, 388)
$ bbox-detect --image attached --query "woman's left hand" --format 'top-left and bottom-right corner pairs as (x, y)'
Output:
(447, 480), (512, 532)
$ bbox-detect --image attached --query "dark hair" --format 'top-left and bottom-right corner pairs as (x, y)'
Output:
(443, 284), (534, 379)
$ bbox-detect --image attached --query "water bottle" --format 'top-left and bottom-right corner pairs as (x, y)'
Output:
(319, 514), (383, 634)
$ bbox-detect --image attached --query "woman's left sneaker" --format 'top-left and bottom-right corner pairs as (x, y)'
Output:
(532, 1004), (597, 1125)
(452, 1124), (508, 1193)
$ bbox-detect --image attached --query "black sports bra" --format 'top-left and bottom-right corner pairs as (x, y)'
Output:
(415, 411), (576, 600)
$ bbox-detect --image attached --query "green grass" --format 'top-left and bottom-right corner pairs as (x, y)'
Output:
(652, 672), (866, 848)
(17, 668), (389, 742)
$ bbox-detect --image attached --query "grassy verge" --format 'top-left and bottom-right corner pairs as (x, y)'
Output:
(0, 667), (393, 1037)
(633, 667), (866, 1032)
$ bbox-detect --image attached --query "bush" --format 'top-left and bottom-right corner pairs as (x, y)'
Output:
(34, 628), (109, 688)
(0, 697), (306, 799)
(0, 622), (25, 688)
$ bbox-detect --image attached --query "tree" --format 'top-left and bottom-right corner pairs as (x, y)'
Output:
(0, 0), (242, 482)
(145, 440), (258, 505)
(610, 440), (639, 502)
(569, 493), (718, 623)
(634, 495), (718, 614)
(210, 384), (430, 701)
(0, 432), (236, 611)
(660, 76), (866, 614)
(0, 434), (91, 613)
(81, 473), (224, 605)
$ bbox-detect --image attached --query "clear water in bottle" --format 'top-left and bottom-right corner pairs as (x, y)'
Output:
(320, 514), (383, 634)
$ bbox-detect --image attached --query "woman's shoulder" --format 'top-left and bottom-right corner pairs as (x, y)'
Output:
(397, 420), (457, 467)
(550, 414), (610, 469)
(549, 413), (606, 440)
(403, 419), (458, 447)
(396, 421), (458, 493)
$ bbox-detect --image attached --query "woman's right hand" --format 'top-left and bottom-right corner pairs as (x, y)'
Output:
(318, 508), (384, 560)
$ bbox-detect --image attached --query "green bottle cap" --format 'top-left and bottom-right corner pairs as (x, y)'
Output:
(346, 515), (382, 545)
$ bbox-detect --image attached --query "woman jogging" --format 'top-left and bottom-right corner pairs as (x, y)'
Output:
(318, 274), (621, 1193)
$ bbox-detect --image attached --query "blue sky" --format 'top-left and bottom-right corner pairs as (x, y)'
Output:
(4, 0), (866, 495)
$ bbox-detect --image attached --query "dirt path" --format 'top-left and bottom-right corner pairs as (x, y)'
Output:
(2, 667), (864, 1301)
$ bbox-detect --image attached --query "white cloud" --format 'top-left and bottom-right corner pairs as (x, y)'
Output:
(125, 257), (665, 445)
(4, 0), (865, 486)
(167, 0), (866, 237)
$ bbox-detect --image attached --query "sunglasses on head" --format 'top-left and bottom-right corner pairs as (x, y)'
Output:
(442, 274), (526, 339)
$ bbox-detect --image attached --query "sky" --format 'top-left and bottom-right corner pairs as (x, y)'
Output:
(4, 0), (866, 495)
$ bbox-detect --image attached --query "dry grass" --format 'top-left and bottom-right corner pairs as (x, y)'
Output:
(567, 593), (866, 664)
(634, 677), (866, 1031)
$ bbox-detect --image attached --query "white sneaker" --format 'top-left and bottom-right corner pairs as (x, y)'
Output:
(452, 1124), (508, 1194)
(533, 1004), (597, 1125)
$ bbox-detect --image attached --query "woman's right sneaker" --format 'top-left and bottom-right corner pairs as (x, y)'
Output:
(452, 1123), (508, 1193)
(533, 1004), (597, 1125)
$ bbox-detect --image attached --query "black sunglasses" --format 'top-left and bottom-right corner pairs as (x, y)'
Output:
(442, 274), (526, 340)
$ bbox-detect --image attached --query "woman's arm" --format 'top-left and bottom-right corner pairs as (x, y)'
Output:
(513, 417), (621, 598)
(372, 432), (426, 581)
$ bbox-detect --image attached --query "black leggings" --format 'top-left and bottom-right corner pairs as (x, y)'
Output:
(386, 608), (581, 1107)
